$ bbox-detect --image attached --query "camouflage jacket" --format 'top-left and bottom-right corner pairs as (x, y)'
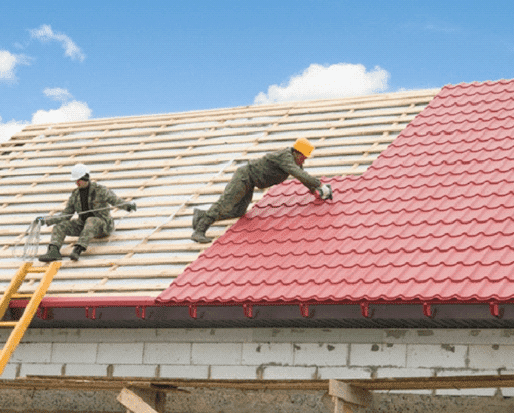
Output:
(45, 181), (131, 233)
(247, 148), (321, 190)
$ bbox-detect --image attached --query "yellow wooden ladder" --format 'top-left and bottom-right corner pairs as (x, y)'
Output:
(0, 261), (61, 375)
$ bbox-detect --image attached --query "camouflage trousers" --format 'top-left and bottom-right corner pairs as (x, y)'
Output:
(206, 165), (255, 222)
(50, 217), (110, 250)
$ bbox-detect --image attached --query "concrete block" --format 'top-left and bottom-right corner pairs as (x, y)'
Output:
(252, 328), (387, 344)
(210, 366), (257, 379)
(418, 329), (514, 346)
(156, 328), (252, 343)
(242, 343), (293, 365)
(11, 343), (52, 363)
(22, 328), (76, 343)
(65, 363), (109, 377)
(20, 363), (62, 377)
(376, 367), (433, 379)
(261, 366), (317, 380)
(318, 367), (371, 380)
(350, 343), (406, 367)
(75, 329), (157, 343)
(294, 343), (348, 366)
(381, 329), (514, 346)
(51, 343), (98, 364)
(192, 343), (242, 365)
(375, 367), (433, 395)
(143, 342), (191, 365)
(96, 343), (144, 364)
(252, 328), (343, 343)
(436, 370), (498, 396)
(113, 364), (157, 378)
(1, 364), (18, 379)
(407, 344), (467, 369)
(160, 365), (209, 379)
(468, 345), (514, 370)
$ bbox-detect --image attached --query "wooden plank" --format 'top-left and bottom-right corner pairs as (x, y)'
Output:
(4, 371), (514, 393)
(333, 397), (356, 413)
(0, 155), (373, 203)
(345, 374), (514, 391)
(3, 119), (401, 155)
(0, 156), (370, 195)
(117, 387), (162, 413)
(0, 256), (200, 270)
(329, 380), (372, 407)
(0, 132), (394, 165)
(3, 123), (407, 167)
(0, 143), (373, 179)
(7, 375), (330, 390)
(1, 115), (413, 157)
(11, 89), (437, 138)
(0, 243), (204, 258)
(0, 269), (182, 282)
(0, 155), (380, 197)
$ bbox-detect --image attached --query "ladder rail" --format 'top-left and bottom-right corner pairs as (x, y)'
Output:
(0, 262), (32, 321)
(0, 261), (61, 375)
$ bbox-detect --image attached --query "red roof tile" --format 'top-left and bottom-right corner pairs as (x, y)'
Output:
(157, 79), (514, 306)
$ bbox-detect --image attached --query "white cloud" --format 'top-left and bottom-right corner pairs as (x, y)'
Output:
(32, 101), (92, 124)
(30, 24), (85, 62)
(0, 117), (28, 143)
(254, 63), (390, 105)
(0, 50), (30, 82)
(0, 99), (92, 143)
(44, 87), (73, 102)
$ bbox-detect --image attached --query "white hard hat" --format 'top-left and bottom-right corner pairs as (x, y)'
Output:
(71, 163), (90, 181)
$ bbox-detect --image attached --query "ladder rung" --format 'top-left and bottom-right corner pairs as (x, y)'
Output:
(26, 267), (49, 273)
(11, 293), (33, 299)
(0, 322), (18, 328)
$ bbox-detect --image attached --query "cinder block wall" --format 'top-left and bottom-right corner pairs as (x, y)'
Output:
(1, 328), (513, 397)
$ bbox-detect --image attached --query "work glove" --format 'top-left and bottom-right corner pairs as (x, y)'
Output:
(126, 202), (137, 212)
(316, 184), (333, 200)
(34, 216), (45, 224)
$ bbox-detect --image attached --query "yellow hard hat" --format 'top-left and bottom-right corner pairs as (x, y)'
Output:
(293, 137), (315, 157)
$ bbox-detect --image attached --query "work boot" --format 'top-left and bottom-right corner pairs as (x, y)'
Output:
(192, 208), (206, 231)
(38, 245), (62, 262)
(191, 215), (214, 244)
(70, 245), (86, 261)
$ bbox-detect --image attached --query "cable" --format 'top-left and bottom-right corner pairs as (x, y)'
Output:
(12, 201), (133, 262)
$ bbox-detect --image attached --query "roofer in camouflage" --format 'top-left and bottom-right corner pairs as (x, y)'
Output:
(38, 164), (137, 262)
(191, 137), (333, 243)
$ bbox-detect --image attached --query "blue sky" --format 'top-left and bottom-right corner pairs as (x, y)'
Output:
(1, 0), (514, 140)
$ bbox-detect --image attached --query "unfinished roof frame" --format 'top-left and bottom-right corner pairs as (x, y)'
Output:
(0, 89), (439, 297)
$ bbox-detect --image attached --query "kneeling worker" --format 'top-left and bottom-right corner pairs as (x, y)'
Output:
(192, 137), (332, 243)
(38, 164), (137, 262)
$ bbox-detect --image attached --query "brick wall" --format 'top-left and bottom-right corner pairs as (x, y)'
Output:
(1, 328), (513, 397)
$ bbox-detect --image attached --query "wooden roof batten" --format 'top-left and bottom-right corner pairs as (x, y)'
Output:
(0, 88), (440, 297)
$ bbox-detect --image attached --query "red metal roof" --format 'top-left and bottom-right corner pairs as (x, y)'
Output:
(157, 79), (514, 306)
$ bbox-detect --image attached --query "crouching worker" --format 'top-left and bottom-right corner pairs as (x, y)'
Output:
(191, 137), (332, 243)
(38, 164), (137, 262)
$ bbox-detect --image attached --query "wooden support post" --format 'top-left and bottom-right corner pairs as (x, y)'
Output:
(117, 387), (165, 413)
(329, 379), (372, 413)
